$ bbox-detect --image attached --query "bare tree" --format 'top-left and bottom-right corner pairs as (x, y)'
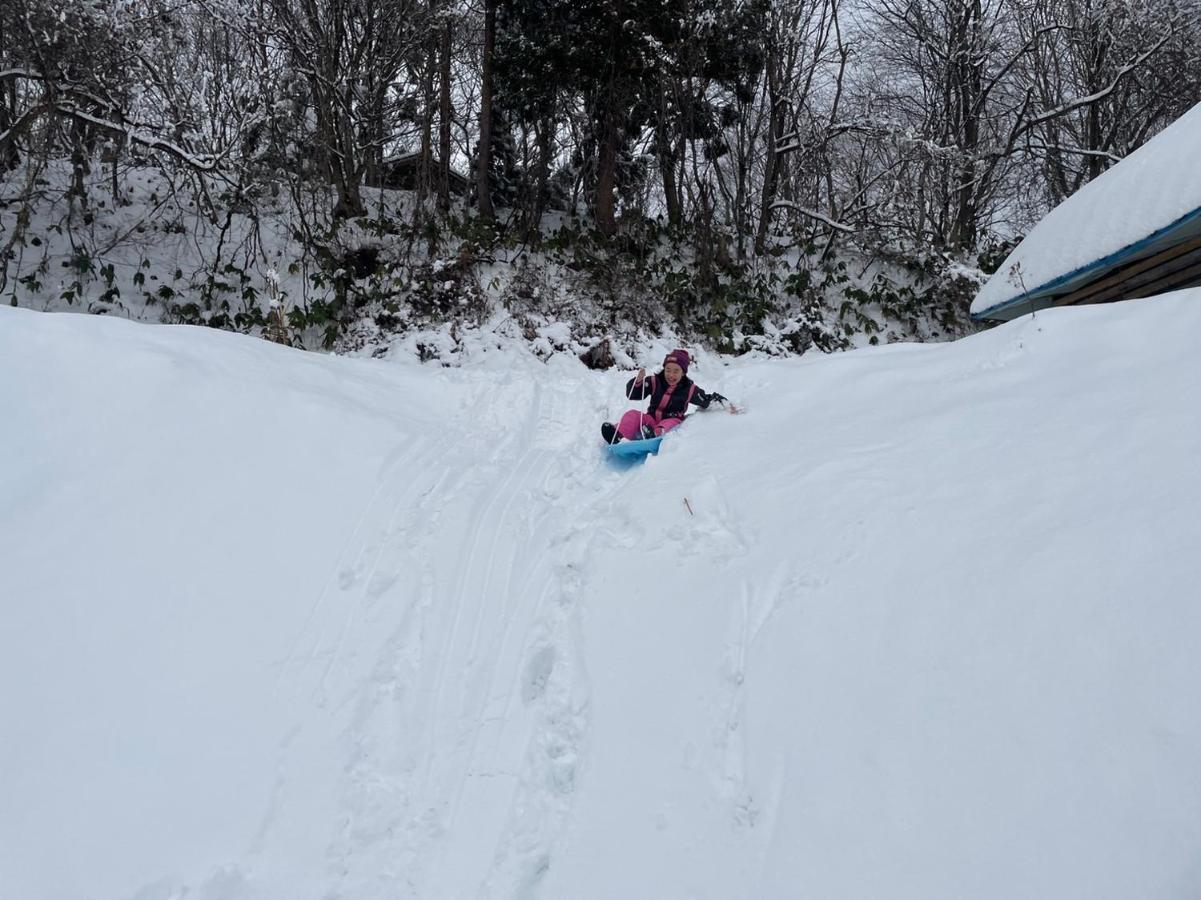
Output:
(755, 0), (846, 253)
(438, 6), (454, 212)
(476, 0), (496, 219)
(1020, 0), (1196, 204)
(265, 0), (426, 219)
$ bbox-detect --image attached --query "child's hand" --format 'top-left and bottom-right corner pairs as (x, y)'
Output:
(635, 367), (646, 384)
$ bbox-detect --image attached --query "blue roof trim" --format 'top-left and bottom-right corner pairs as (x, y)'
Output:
(972, 202), (1201, 321)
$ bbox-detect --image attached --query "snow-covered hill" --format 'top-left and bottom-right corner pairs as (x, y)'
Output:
(3, 297), (1201, 900)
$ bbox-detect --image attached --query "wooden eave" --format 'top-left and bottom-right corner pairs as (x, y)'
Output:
(1050, 234), (1201, 308)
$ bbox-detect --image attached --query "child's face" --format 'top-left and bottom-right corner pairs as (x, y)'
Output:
(664, 362), (684, 384)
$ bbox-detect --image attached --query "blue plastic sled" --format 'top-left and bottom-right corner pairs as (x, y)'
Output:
(605, 435), (663, 460)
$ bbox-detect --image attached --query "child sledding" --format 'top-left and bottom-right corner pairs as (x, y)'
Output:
(601, 349), (729, 445)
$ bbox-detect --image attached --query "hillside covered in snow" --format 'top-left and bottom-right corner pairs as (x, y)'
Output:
(4, 295), (1201, 900)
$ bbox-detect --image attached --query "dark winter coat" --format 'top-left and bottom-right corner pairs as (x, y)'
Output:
(624, 372), (713, 421)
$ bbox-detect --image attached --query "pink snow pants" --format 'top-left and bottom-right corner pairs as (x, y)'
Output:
(617, 409), (684, 440)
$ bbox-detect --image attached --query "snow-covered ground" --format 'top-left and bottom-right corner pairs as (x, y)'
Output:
(3, 295), (1201, 900)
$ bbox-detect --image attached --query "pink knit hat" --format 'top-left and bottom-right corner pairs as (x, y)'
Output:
(663, 348), (690, 373)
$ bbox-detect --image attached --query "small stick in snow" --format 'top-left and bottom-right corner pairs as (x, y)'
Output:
(684, 498), (694, 517)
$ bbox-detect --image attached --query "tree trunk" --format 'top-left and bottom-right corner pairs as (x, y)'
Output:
(656, 127), (681, 228)
(0, 12), (12, 171)
(109, 129), (122, 203)
(950, 0), (983, 250)
(476, 0), (496, 219)
(526, 113), (554, 242)
(755, 51), (785, 254)
(68, 120), (89, 208)
(317, 81), (365, 219)
(733, 138), (748, 260)
(754, 116), (781, 254)
(438, 17), (453, 212)
(595, 104), (619, 236)
(695, 182), (716, 293)
(653, 76), (681, 228)
(332, 134), (365, 218)
(1042, 119), (1070, 204)
(362, 77), (384, 190)
(1086, 107), (1103, 181)
(416, 37), (436, 217)
(0, 70), (18, 171)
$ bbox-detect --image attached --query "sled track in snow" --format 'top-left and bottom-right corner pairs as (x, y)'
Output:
(276, 434), (444, 704)
(272, 370), (826, 898)
(311, 368), (622, 899)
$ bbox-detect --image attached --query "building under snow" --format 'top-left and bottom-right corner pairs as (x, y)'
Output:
(972, 102), (1201, 323)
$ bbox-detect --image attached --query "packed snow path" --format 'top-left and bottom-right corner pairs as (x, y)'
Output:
(276, 364), (616, 899)
(4, 299), (1201, 900)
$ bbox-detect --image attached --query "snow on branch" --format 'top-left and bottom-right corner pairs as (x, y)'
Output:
(1, 68), (223, 173)
(1023, 29), (1177, 133)
(1025, 142), (1122, 164)
(54, 106), (221, 172)
(777, 118), (967, 160)
(0, 68), (52, 87)
(769, 201), (856, 233)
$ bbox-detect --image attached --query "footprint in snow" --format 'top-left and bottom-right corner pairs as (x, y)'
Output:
(366, 570), (397, 598)
(337, 566), (358, 589)
(522, 645), (556, 704)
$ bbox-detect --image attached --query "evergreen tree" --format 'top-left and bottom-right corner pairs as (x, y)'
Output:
(496, 0), (766, 236)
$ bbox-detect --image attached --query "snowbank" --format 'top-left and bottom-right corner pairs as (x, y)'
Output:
(3, 298), (1201, 899)
(972, 101), (1201, 319)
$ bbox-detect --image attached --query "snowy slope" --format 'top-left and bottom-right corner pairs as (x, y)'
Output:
(972, 100), (1201, 317)
(3, 299), (1201, 900)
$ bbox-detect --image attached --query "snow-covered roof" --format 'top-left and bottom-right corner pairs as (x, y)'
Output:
(972, 101), (1201, 320)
